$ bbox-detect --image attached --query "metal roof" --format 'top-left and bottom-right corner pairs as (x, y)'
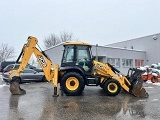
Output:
(64, 41), (91, 46)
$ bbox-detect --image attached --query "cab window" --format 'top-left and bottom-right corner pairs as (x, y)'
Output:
(77, 46), (91, 62)
(62, 45), (74, 63)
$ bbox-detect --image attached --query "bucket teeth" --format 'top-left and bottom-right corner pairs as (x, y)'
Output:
(9, 77), (26, 95)
(132, 87), (149, 98)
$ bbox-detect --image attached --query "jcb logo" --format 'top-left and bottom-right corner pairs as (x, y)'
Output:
(96, 64), (106, 70)
(38, 55), (47, 68)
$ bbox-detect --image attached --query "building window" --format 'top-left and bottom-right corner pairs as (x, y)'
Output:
(135, 59), (144, 68)
(107, 58), (120, 67)
(122, 59), (133, 67)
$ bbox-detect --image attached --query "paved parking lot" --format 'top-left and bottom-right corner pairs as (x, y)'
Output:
(1, 74), (160, 120)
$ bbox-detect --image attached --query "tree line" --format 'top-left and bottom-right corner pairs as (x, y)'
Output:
(0, 31), (77, 62)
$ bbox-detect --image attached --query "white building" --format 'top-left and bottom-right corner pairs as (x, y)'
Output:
(44, 33), (159, 74)
(106, 33), (160, 66)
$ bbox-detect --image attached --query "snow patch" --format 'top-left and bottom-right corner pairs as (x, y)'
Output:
(153, 83), (160, 86)
(146, 81), (152, 84)
(152, 99), (159, 101)
(24, 83), (31, 84)
(138, 99), (146, 102)
(144, 86), (153, 89)
(0, 84), (8, 88)
(146, 80), (160, 86)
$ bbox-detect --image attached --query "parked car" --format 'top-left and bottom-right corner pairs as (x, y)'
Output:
(3, 68), (46, 83)
(3, 64), (20, 73)
(27, 64), (43, 72)
(3, 63), (43, 73)
(0, 61), (20, 72)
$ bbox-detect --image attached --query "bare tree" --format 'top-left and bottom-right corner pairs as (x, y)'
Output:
(44, 31), (78, 48)
(44, 34), (60, 48)
(0, 43), (15, 62)
(60, 31), (75, 42)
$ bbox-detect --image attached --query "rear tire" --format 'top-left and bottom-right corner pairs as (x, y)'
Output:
(151, 77), (156, 83)
(61, 72), (85, 96)
(42, 76), (47, 82)
(103, 79), (121, 96)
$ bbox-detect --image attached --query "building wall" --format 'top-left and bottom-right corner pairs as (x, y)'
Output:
(91, 45), (146, 74)
(106, 33), (160, 66)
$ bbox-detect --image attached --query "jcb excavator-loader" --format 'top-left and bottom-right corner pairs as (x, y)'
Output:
(9, 36), (148, 97)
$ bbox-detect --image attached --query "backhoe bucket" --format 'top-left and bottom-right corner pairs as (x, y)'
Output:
(127, 68), (149, 98)
(10, 76), (26, 95)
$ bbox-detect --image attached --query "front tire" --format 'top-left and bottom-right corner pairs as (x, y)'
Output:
(61, 72), (85, 96)
(103, 79), (121, 96)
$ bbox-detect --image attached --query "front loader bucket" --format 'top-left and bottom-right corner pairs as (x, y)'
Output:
(131, 78), (149, 98)
(10, 76), (26, 95)
(127, 68), (149, 98)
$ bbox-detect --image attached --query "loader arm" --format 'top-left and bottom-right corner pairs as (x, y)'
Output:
(92, 61), (148, 97)
(9, 36), (59, 96)
(92, 61), (131, 92)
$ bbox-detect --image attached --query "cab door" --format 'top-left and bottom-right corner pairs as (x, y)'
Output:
(76, 45), (93, 74)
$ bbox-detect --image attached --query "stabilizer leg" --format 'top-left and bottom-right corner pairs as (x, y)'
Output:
(52, 87), (59, 97)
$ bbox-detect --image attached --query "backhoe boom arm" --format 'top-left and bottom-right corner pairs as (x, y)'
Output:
(9, 36), (59, 96)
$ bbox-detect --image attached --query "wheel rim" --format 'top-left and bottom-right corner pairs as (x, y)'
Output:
(66, 77), (79, 91)
(107, 83), (118, 93)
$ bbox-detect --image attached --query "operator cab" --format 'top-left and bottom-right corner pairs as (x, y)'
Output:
(61, 41), (93, 74)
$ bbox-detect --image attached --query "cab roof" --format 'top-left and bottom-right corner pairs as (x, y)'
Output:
(64, 41), (91, 46)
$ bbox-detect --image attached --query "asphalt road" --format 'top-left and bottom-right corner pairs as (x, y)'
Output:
(0, 75), (160, 120)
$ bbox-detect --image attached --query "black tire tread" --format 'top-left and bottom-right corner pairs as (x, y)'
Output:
(61, 72), (85, 96)
(103, 79), (121, 96)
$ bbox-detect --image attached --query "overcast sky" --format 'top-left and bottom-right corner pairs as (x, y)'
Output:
(0, 0), (160, 58)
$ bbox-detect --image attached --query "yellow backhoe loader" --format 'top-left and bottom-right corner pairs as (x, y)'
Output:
(9, 36), (148, 98)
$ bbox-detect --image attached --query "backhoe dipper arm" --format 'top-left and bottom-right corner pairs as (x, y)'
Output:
(9, 36), (59, 96)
